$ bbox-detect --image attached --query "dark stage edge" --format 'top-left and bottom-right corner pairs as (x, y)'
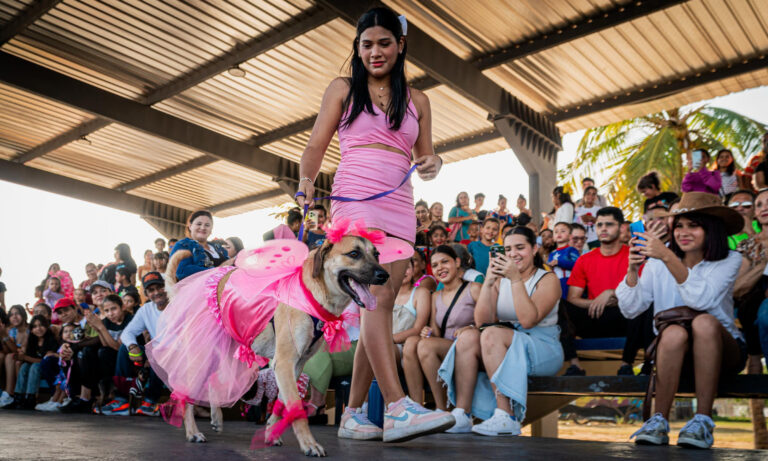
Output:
(0, 412), (764, 460)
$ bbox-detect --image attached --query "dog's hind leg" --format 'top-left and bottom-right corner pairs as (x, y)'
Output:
(184, 403), (207, 443)
(210, 405), (223, 433)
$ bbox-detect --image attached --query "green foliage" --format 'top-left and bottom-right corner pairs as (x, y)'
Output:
(559, 106), (766, 221)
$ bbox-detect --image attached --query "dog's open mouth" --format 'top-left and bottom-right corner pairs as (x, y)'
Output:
(339, 271), (377, 310)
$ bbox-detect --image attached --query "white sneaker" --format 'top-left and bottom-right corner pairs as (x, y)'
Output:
(35, 399), (55, 411)
(0, 391), (13, 407)
(337, 407), (383, 441)
(471, 409), (521, 436)
(42, 400), (63, 412)
(446, 408), (473, 433)
(60, 397), (71, 407)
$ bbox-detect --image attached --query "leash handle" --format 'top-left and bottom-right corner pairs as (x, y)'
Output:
(294, 164), (418, 242)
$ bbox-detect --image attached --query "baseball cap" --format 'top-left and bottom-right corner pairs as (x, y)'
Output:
(53, 298), (77, 312)
(90, 280), (114, 292)
(142, 272), (164, 290)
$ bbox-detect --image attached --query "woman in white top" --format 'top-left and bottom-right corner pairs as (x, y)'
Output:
(392, 258), (431, 353)
(617, 192), (747, 449)
(549, 186), (574, 230)
(437, 226), (563, 436)
(714, 149), (739, 197)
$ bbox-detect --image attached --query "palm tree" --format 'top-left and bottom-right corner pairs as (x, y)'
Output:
(560, 105), (766, 220)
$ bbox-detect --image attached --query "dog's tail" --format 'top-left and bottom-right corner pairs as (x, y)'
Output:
(164, 250), (190, 300)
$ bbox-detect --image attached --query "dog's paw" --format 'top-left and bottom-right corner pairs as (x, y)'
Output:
(187, 433), (207, 443)
(301, 441), (326, 457)
(269, 437), (283, 447)
(211, 422), (223, 433)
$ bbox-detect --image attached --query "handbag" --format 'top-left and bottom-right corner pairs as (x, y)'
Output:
(642, 306), (703, 420)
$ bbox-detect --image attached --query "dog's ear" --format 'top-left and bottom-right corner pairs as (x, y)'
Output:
(312, 242), (333, 279)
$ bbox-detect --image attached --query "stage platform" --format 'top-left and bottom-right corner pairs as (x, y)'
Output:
(0, 412), (763, 460)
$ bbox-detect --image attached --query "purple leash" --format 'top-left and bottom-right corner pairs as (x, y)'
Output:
(295, 163), (419, 241)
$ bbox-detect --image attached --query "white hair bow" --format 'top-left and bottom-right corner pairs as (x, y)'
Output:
(398, 14), (407, 36)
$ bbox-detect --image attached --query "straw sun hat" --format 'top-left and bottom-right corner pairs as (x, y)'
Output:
(661, 191), (744, 235)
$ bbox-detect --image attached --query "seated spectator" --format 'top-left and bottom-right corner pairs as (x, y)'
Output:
(727, 190), (760, 249)
(428, 225), (448, 248)
(570, 223), (588, 255)
(263, 209), (302, 241)
(43, 277), (65, 311)
(619, 221), (632, 245)
(89, 280), (114, 315)
(411, 248), (436, 292)
(733, 188), (768, 377)
(415, 200), (433, 247)
(1, 315), (59, 410)
(115, 272), (168, 415)
(574, 186), (601, 249)
(31, 303), (58, 337)
(0, 305), (28, 406)
(474, 193), (487, 221)
(618, 192), (745, 449)
(550, 186), (574, 231)
(47, 264), (74, 298)
(137, 250), (154, 282)
(171, 210), (229, 282)
(100, 243), (137, 286)
(152, 251), (168, 275)
(154, 238), (166, 253)
(402, 246), (480, 409)
(491, 195), (514, 226)
(168, 238), (178, 252)
(468, 218), (501, 275)
(223, 237), (244, 258)
(715, 149), (740, 196)
(393, 259), (431, 349)
(564, 207), (653, 376)
(461, 221), (480, 245)
(682, 149), (721, 194)
(115, 266), (139, 298)
(78, 263), (98, 291)
(306, 205), (327, 248)
(72, 288), (87, 306)
(575, 178), (608, 208)
(448, 192), (478, 243)
(741, 133), (768, 189)
(538, 229), (555, 264)
(121, 292), (140, 315)
(430, 201), (448, 228)
(548, 222), (580, 302)
(88, 294), (133, 412)
(452, 244), (485, 285)
(638, 171), (678, 213)
(439, 226), (562, 435)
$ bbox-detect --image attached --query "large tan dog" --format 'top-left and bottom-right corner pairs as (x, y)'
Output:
(165, 236), (388, 456)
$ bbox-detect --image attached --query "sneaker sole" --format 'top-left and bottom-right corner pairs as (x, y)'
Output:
(470, 426), (521, 437)
(634, 435), (669, 446)
(337, 427), (383, 441)
(677, 436), (710, 449)
(383, 414), (456, 443)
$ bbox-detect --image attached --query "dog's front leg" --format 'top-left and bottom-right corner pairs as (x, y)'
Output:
(210, 405), (223, 433)
(184, 403), (206, 443)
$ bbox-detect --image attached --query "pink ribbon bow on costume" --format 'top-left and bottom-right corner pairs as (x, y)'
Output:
(160, 392), (189, 427)
(233, 344), (269, 369)
(250, 399), (309, 449)
(323, 309), (359, 353)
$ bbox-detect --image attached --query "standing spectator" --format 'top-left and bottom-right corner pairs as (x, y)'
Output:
(154, 238), (166, 253)
(564, 207), (651, 376)
(0, 305), (28, 406)
(747, 133), (768, 190)
(430, 202), (448, 228)
(619, 192), (745, 449)
(550, 186), (574, 230)
(439, 226), (562, 435)
(115, 266), (139, 298)
(171, 210), (229, 282)
(415, 200), (434, 247)
(47, 264), (74, 298)
(448, 192), (478, 243)
(152, 252), (168, 275)
(548, 223), (580, 301)
(222, 237), (245, 258)
(79, 263), (98, 292)
(727, 190), (760, 249)
(570, 223), (588, 255)
(468, 218), (500, 276)
(575, 178), (608, 208)
(491, 195), (514, 225)
(574, 186), (601, 249)
(638, 171), (679, 213)
(99, 244), (137, 286)
(538, 229), (555, 264)
(473, 193), (487, 221)
(168, 238), (178, 252)
(42, 278), (65, 310)
(137, 250), (154, 282)
(516, 194), (532, 221)
(682, 149), (721, 194)
(715, 149), (740, 197)
(0, 267), (5, 313)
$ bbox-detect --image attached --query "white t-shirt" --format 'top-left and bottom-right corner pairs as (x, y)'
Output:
(574, 205), (601, 243)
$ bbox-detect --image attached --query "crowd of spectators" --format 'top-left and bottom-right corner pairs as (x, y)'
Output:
(1, 134), (767, 450)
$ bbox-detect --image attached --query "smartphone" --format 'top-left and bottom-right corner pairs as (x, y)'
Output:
(629, 220), (646, 245)
(489, 243), (505, 258)
(307, 210), (319, 227)
(691, 149), (704, 170)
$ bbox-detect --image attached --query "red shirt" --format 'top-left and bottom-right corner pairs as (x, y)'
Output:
(567, 245), (631, 300)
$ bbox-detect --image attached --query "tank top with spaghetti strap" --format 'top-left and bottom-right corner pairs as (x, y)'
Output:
(337, 93), (420, 158)
(434, 285), (475, 339)
(497, 269), (558, 327)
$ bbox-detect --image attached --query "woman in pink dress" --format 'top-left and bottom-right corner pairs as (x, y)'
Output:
(296, 6), (452, 443)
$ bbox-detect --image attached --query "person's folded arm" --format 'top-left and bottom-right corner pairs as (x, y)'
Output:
(674, 252), (742, 312)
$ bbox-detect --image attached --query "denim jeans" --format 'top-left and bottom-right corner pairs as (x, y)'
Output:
(758, 299), (768, 364)
(15, 362), (42, 395)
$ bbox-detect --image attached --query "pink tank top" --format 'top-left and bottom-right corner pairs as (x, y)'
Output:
(435, 284), (475, 339)
(338, 95), (420, 157)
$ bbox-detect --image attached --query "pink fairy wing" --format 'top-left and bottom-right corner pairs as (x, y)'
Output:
(235, 239), (309, 277)
(377, 237), (415, 264)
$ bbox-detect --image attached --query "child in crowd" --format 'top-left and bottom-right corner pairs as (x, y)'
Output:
(152, 252), (168, 274)
(36, 323), (73, 412)
(115, 266), (138, 298)
(43, 277), (65, 312)
(48, 264), (75, 298)
(548, 222), (581, 301)
(1, 315), (59, 409)
(468, 218), (501, 275)
(73, 288), (87, 306)
(570, 223), (588, 255)
(93, 295), (133, 413)
(0, 305), (29, 406)
(121, 292), (140, 315)
(574, 186), (601, 249)
(460, 221), (480, 245)
(429, 225), (448, 248)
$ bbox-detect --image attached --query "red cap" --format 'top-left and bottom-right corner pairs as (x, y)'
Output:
(53, 297), (77, 312)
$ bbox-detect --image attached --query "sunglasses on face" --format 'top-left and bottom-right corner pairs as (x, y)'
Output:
(729, 201), (753, 208)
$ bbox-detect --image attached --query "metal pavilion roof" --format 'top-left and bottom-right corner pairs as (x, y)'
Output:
(0, 0), (766, 237)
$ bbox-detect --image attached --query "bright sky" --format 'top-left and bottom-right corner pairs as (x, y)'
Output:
(1, 86), (766, 308)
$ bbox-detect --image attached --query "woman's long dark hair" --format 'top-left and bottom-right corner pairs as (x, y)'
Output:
(341, 6), (408, 131)
(716, 149), (736, 175)
(668, 212), (729, 261)
(25, 315), (55, 357)
(504, 226), (544, 269)
(115, 243), (135, 266)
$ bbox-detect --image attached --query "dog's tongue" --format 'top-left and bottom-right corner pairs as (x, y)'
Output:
(350, 279), (377, 311)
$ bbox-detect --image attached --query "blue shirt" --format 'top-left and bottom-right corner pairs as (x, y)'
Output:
(468, 240), (491, 275)
(548, 246), (581, 300)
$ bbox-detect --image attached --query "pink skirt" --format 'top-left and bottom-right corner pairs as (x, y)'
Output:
(146, 269), (260, 408)
(332, 147), (416, 250)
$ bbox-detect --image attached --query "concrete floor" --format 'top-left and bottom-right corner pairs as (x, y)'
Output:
(0, 411), (764, 460)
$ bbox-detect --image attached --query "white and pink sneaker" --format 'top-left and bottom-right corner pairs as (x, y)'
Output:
(383, 397), (455, 443)
(337, 407), (383, 441)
